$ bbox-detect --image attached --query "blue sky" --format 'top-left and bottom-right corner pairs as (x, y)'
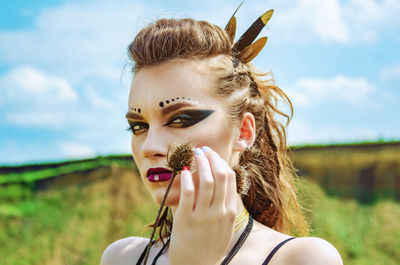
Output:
(0, 0), (399, 164)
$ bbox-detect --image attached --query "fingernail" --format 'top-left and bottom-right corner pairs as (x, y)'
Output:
(201, 146), (211, 152)
(182, 166), (189, 171)
(194, 147), (204, 156)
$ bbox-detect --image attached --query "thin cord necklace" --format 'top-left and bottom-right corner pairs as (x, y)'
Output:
(221, 215), (253, 265)
(234, 208), (249, 232)
(148, 215), (253, 265)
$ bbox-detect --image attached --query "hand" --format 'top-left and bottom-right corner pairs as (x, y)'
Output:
(169, 146), (238, 265)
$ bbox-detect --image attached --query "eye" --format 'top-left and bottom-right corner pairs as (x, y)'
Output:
(165, 114), (195, 128)
(164, 110), (214, 128)
(126, 122), (148, 135)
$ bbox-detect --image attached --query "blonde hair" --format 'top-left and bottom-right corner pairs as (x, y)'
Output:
(128, 18), (309, 243)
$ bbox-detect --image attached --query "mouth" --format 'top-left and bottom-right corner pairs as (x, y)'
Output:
(146, 167), (173, 182)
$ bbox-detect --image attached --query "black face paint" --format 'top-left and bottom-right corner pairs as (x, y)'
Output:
(158, 97), (199, 108)
(163, 109), (215, 128)
(126, 109), (215, 136)
(128, 107), (141, 113)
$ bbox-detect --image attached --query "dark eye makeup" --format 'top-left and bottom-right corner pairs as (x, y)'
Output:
(125, 122), (148, 135)
(163, 109), (214, 128)
(126, 109), (214, 135)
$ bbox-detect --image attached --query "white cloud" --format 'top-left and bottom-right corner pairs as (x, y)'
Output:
(4, 111), (100, 129)
(0, 66), (77, 103)
(0, 0), (398, 78)
(248, 0), (400, 44)
(288, 119), (378, 145)
(343, 0), (400, 42)
(0, 0), (148, 82)
(285, 75), (375, 107)
(84, 85), (118, 111)
(60, 142), (96, 158)
(6, 111), (68, 128)
(380, 64), (400, 81)
(269, 0), (350, 43)
(0, 65), (82, 128)
(0, 64), (128, 129)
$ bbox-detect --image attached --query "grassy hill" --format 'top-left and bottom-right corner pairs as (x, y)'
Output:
(291, 141), (400, 202)
(1, 165), (159, 265)
(1, 141), (399, 265)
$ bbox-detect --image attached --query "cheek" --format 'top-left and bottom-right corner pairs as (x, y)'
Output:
(130, 138), (142, 167)
(189, 120), (235, 159)
(130, 136), (138, 155)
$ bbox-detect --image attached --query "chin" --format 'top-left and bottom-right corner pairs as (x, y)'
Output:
(152, 188), (181, 207)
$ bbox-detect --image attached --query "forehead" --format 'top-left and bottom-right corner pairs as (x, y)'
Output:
(129, 60), (219, 107)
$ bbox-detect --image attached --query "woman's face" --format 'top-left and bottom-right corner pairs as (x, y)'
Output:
(126, 59), (240, 206)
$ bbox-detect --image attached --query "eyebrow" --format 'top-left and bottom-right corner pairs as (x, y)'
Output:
(125, 112), (144, 120)
(161, 102), (195, 116)
(125, 102), (196, 120)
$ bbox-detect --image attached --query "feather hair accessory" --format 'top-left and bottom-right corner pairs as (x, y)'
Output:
(225, 2), (274, 64)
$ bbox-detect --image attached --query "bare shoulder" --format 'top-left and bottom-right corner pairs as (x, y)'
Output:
(100, 236), (149, 265)
(271, 237), (343, 265)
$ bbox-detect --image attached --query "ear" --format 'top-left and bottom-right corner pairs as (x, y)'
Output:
(234, 112), (256, 151)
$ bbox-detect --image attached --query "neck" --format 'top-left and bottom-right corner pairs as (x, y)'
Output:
(224, 194), (249, 256)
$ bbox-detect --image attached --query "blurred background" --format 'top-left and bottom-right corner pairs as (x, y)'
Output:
(0, 0), (399, 264)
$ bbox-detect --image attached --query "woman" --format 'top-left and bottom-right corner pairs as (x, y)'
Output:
(101, 8), (343, 265)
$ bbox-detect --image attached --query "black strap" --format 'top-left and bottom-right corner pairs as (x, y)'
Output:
(136, 239), (170, 265)
(136, 240), (154, 265)
(137, 218), (289, 265)
(151, 238), (170, 265)
(220, 215), (254, 265)
(136, 216), (254, 265)
(262, 237), (295, 265)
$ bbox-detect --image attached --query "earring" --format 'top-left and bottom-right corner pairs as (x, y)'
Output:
(245, 146), (250, 151)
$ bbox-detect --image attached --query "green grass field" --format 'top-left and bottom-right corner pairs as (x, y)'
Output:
(1, 142), (399, 264)
(297, 180), (400, 265)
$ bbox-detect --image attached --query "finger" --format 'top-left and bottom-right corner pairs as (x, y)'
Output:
(178, 166), (195, 214)
(201, 146), (228, 210)
(222, 159), (237, 211)
(193, 147), (214, 214)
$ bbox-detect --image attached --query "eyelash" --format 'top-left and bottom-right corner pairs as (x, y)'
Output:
(125, 122), (148, 136)
(126, 114), (195, 135)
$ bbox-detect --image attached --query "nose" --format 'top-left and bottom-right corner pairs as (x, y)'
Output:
(141, 126), (168, 159)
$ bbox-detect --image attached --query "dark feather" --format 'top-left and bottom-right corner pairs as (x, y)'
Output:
(233, 9), (273, 54)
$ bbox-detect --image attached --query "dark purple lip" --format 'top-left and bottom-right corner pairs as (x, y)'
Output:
(146, 167), (173, 182)
(146, 167), (172, 178)
(147, 172), (172, 182)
